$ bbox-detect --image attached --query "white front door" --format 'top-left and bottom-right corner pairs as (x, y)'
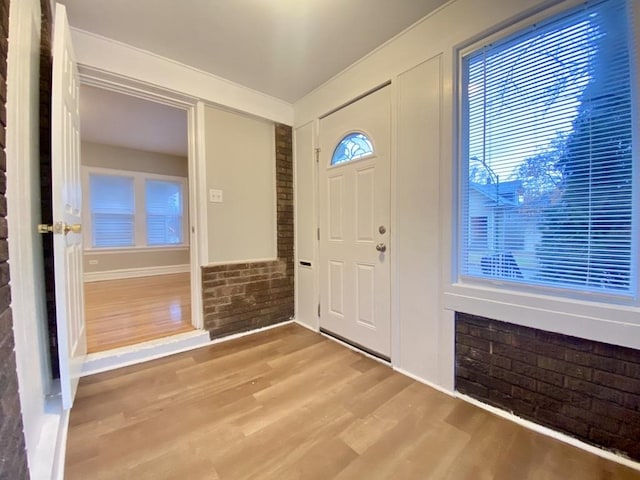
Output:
(319, 86), (391, 358)
(52, 3), (86, 409)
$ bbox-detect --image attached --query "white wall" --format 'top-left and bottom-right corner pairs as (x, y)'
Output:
(294, 121), (317, 330)
(6, 0), (53, 472)
(204, 106), (277, 263)
(81, 141), (188, 176)
(293, 0), (640, 391)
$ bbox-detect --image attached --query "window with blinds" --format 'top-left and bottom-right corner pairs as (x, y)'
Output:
(460, 0), (636, 297)
(86, 170), (187, 249)
(89, 174), (135, 248)
(146, 180), (183, 246)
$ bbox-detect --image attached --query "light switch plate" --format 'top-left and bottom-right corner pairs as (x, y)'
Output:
(209, 189), (223, 203)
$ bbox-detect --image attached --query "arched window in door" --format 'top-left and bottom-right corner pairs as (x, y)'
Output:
(330, 132), (374, 165)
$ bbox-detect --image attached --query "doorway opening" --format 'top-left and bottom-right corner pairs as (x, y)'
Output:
(79, 84), (194, 353)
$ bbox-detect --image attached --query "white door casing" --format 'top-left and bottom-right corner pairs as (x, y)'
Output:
(319, 86), (391, 358)
(52, 3), (86, 409)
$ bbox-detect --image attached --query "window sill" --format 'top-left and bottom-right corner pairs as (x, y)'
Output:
(84, 245), (189, 255)
(444, 283), (640, 350)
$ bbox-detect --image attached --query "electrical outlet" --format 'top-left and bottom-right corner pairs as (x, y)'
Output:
(209, 189), (223, 203)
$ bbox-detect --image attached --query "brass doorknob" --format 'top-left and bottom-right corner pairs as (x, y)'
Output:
(38, 222), (81, 235)
(64, 223), (82, 235)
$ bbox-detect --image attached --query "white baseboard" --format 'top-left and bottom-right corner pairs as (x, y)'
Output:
(51, 406), (69, 480)
(457, 393), (640, 472)
(28, 394), (67, 480)
(83, 264), (190, 282)
(393, 367), (456, 397)
(293, 318), (320, 333)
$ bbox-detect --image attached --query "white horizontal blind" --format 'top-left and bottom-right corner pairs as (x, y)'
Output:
(89, 174), (135, 247)
(460, 0), (635, 295)
(145, 179), (183, 246)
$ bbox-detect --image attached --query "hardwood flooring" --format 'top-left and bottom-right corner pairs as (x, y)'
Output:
(84, 273), (194, 353)
(66, 324), (640, 479)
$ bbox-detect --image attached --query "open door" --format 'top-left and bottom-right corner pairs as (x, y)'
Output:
(51, 3), (86, 409)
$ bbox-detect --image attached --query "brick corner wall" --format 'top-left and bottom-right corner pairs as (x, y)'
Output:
(0, 0), (30, 477)
(202, 123), (294, 339)
(455, 312), (640, 461)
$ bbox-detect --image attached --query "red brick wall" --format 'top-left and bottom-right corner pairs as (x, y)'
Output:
(202, 124), (294, 338)
(0, 0), (30, 477)
(456, 312), (640, 461)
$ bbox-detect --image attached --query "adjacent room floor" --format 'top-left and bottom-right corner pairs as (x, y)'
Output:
(84, 273), (193, 353)
(65, 324), (640, 479)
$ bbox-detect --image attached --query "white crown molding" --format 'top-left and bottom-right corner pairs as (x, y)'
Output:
(71, 27), (294, 125)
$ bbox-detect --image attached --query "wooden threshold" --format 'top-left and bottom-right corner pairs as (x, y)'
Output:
(84, 272), (194, 353)
(65, 324), (639, 479)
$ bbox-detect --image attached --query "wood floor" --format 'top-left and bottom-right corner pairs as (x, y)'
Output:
(65, 324), (640, 480)
(84, 273), (194, 353)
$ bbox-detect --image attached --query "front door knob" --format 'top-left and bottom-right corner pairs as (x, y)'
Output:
(376, 243), (387, 253)
(38, 222), (82, 235)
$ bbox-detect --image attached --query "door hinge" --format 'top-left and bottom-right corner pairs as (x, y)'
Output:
(318, 303), (321, 317)
(317, 227), (320, 241)
(315, 148), (320, 163)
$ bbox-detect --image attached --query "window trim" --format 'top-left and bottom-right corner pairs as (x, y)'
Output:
(82, 166), (189, 251)
(453, 0), (640, 307)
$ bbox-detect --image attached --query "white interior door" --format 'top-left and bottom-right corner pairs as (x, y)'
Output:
(52, 3), (86, 409)
(319, 86), (391, 358)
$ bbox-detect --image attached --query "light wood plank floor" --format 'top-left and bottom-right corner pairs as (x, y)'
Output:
(84, 273), (193, 353)
(66, 324), (640, 480)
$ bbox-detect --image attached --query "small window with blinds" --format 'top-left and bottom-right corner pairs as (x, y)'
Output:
(459, 0), (636, 297)
(146, 180), (183, 246)
(85, 169), (188, 249)
(89, 173), (135, 248)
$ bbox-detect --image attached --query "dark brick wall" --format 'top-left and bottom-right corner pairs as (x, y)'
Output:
(0, 0), (30, 478)
(202, 124), (294, 339)
(455, 312), (640, 461)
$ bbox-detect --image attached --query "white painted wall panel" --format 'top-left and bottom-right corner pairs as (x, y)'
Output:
(396, 56), (444, 383)
(204, 106), (276, 263)
(294, 122), (318, 329)
(295, 123), (315, 261)
(296, 266), (317, 329)
(81, 141), (188, 176)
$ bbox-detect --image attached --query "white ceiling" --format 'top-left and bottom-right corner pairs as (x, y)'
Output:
(59, 0), (448, 103)
(80, 85), (188, 157)
(70, 1), (447, 157)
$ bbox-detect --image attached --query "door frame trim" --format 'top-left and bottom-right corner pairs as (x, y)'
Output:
(319, 81), (392, 120)
(78, 65), (206, 329)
